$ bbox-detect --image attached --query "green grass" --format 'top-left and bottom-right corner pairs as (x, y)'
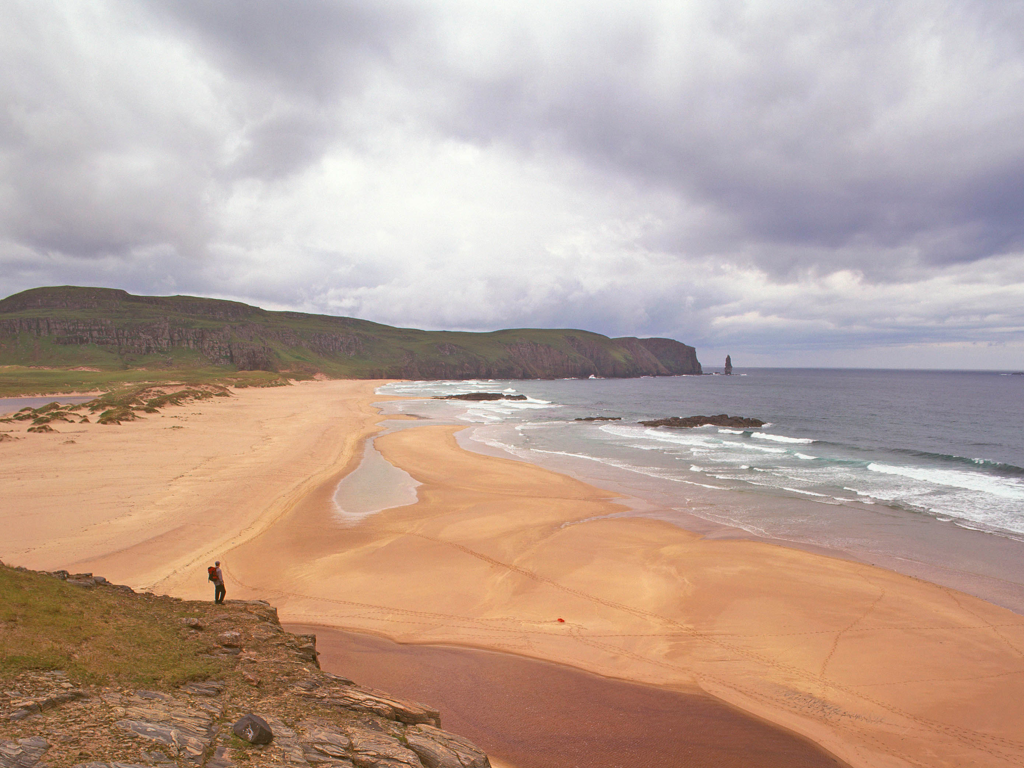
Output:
(0, 365), (291, 397)
(0, 564), (229, 688)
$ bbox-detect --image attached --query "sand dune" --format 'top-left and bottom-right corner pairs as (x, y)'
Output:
(3, 381), (1023, 768)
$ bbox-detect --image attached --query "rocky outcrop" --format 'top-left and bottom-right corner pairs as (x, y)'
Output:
(640, 415), (765, 428)
(0, 565), (491, 768)
(724, 355), (733, 375)
(0, 286), (701, 380)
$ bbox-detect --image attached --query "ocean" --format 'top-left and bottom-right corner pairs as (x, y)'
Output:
(371, 369), (1024, 611)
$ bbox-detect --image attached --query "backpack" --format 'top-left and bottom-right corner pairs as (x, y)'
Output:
(208, 566), (217, 582)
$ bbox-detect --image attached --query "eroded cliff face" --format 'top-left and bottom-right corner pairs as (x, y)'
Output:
(0, 316), (368, 372)
(0, 286), (701, 379)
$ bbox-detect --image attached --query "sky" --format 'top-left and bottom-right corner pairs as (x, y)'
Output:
(2, 1), (1023, 369)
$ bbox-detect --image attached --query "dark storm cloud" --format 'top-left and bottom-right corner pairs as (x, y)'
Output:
(148, 0), (422, 181)
(0, 1), (222, 262)
(150, 0), (413, 100)
(413, 2), (1024, 275)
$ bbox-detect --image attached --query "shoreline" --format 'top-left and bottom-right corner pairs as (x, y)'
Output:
(3, 380), (1023, 767)
(448, 417), (1024, 617)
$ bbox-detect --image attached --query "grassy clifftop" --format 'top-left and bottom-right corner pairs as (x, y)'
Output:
(0, 286), (701, 394)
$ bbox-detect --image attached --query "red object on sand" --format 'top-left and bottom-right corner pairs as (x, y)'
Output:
(557, 618), (565, 623)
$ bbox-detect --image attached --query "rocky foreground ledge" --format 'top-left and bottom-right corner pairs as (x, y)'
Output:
(0, 566), (489, 768)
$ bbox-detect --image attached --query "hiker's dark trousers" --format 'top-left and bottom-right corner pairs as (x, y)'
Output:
(214, 584), (226, 603)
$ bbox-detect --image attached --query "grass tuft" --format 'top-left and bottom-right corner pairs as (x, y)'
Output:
(0, 564), (229, 688)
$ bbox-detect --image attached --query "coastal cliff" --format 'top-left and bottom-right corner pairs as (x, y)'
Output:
(0, 287), (701, 380)
(0, 562), (490, 768)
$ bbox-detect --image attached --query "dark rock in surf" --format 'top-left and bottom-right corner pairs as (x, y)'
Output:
(640, 414), (764, 429)
(434, 393), (527, 401)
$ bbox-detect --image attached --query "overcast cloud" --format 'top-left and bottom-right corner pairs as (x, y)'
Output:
(2, 0), (1023, 368)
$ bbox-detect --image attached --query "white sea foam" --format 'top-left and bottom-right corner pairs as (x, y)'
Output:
(526, 447), (726, 490)
(625, 427), (749, 451)
(752, 432), (815, 444)
(782, 487), (829, 498)
(795, 453), (816, 460)
(469, 434), (531, 460)
(718, 428), (745, 434)
(745, 444), (789, 455)
(531, 448), (667, 477)
(867, 463), (1024, 500)
(458, 409), (504, 423)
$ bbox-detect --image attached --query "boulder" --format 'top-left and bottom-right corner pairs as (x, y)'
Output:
(232, 713), (274, 745)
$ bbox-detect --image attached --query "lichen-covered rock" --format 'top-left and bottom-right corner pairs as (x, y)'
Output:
(218, 631), (243, 648)
(179, 681), (223, 697)
(405, 725), (489, 768)
(303, 724), (353, 760)
(0, 736), (49, 768)
(115, 690), (220, 765)
(295, 680), (440, 727)
(8, 688), (89, 721)
(347, 723), (424, 768)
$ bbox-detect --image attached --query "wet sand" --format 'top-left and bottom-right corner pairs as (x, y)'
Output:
(290, 624), (850, 768)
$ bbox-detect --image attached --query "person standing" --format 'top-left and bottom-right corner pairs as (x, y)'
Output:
(210, 561), (226, 604)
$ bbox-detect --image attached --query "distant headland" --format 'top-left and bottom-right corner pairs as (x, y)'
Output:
(0, 286), (701, 384)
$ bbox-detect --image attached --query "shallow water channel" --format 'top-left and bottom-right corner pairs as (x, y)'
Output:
(332, 433), (420, 525)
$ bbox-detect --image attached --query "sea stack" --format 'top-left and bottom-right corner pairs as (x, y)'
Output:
(724, 355), (733, 375)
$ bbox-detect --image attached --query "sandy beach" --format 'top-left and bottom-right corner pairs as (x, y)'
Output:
(3, 380), (1024, 768)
